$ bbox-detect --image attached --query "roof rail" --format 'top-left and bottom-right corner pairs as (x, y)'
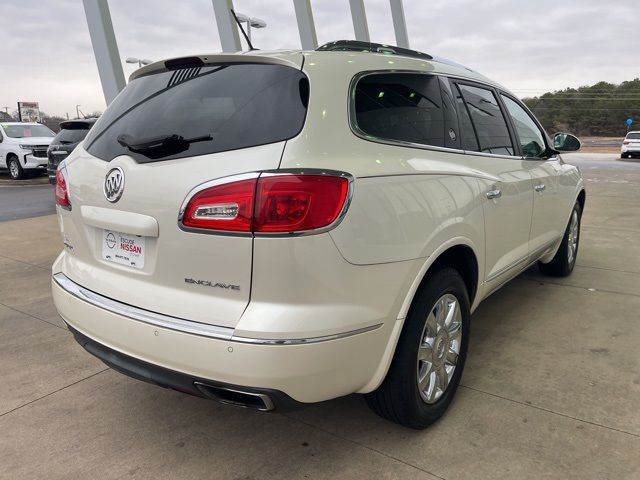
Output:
(316, 40), (433, 61)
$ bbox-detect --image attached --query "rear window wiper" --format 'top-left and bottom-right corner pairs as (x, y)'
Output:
(117, 133), (213, 159)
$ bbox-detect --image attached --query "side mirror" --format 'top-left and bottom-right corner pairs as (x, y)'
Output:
(553, 132), (581, 152)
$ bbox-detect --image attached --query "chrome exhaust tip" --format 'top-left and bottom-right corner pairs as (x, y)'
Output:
(194, 382), (275, 411)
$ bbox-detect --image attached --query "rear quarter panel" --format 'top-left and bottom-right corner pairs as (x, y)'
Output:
(282, 52), (486, 274)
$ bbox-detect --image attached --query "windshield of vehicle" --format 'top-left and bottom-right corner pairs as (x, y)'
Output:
(626, 132), (640, 140)
(54, 127), (91, 145)
(1, 124), (55, 138)
(84, 63), (309, 163)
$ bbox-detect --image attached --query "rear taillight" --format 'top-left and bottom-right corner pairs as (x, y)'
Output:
(181, 172), (351, 234)
(623, 140), (630, 145)
(254, 175), (349, 233)
(181, 178), (257, 232)
(55, 168), (71, 210)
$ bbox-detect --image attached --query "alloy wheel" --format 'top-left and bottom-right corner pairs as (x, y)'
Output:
(567, 210), (579, 265)
(416, 293), (462, 404)
(9, 160), (19, 179)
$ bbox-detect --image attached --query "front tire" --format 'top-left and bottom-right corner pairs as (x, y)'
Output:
(538, 201), (581, 277)
(7, 156), (24, 180)
(365, 267), (470, 429)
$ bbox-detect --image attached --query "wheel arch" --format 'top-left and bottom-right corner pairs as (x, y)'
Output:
(539, 187), (586, 265)
(577, 188), (586, 212)
(358, 238), (481, 394)
(399, 239), (481, 320)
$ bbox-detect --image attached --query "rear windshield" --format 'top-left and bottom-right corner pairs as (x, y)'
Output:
(627, 132), (640, 140)
(84, 63), (309, 163)
(54, 127), (90, 145)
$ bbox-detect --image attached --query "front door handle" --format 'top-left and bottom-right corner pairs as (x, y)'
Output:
(486, 189), (502, 200)
(534, 184), (546, 192)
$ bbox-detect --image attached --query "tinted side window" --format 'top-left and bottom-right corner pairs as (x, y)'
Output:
(354, 73), (445, 148)
(451, 83), (479, 151)
(438, 77), (460, 150)
(458, 84), (514, 156)
(85, 64), (308, 163)
(501, 95), (546, 158)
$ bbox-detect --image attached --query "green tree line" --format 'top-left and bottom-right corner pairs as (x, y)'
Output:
(523, 79), (640, 137)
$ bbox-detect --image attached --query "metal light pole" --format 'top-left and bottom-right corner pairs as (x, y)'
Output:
(234, 12), (266, 43)
(126, 57), (153, 68)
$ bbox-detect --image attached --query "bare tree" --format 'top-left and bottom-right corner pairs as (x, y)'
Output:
(40, 113), (67, 132)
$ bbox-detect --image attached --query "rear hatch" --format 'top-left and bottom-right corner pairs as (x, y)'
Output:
(58, 56), (308, 328)
(48, 120), (95, 168)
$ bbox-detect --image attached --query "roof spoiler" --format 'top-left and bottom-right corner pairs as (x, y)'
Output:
(129, 53), (303, 81)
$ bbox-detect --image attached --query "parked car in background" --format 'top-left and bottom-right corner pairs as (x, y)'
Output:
(47, 119), (97, 184)
(52, 41), (585, 429)
(0, 122), (55, 179)
(621, 131), (640, 159)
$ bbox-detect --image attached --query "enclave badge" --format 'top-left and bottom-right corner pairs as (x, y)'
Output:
(104, 167), (125, 203)
(185, 278), (240, 291)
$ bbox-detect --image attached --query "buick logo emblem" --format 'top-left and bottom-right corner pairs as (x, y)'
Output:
(104, 167), (125, 203)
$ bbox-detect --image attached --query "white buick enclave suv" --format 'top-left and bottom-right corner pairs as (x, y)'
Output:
(52, 41), (584, 428)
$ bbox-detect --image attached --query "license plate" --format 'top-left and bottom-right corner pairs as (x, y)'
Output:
(101, 230), (145, 269)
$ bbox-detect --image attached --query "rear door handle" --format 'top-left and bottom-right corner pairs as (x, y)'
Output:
(534, 184), (546, 192)
(486, 189), (502, 200)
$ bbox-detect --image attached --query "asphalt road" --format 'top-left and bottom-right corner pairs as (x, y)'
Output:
(0, 174), (55, 222)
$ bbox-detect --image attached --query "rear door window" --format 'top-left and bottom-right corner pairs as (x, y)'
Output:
(457, 84), (515, 156)
(353, 73), (447, 148)
(438, 77), (461, 150)
(84, 64), (309, 163)
(449, 81), (479, 151)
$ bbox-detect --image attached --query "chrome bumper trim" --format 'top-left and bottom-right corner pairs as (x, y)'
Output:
(53, 273), (234, 340)
(53, 273), (382, 345)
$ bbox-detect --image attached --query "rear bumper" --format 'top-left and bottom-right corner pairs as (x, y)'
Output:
(67, 324), (302, 411)
(52, 273), (392, 404)
(621, 146), (640, 154)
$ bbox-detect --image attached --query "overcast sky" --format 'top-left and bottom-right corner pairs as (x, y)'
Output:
(0, 0), (637, 117)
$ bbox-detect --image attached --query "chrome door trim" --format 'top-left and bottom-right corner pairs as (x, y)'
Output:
(484, 239), (558, 284)
(53, 273), (381, 344)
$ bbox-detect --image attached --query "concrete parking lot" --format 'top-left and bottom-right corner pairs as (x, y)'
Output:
(0, 153), (638, 479)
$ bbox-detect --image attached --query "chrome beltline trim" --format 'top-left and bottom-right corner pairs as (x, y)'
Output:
(53, 273), (381, 345)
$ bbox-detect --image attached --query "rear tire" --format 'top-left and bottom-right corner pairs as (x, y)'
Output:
(7, 155), (24, 180)
(365, 267), (470, 429)
(538, 201), (581, 277)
